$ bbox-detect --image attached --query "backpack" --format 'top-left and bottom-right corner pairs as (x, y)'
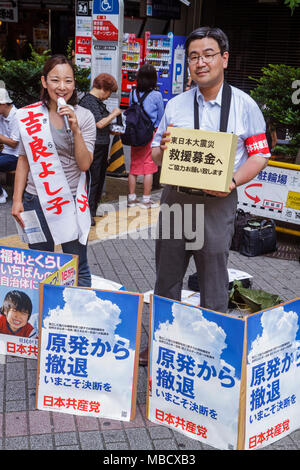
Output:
(121, 89), (154, 147)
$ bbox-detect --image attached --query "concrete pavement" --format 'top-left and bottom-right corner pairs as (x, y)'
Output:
(0, 185), (300, 452)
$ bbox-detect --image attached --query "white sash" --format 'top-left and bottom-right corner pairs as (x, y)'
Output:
(17, 102), (91, 246)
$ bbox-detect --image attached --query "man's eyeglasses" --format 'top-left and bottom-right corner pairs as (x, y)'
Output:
(187, 52), (221, 65)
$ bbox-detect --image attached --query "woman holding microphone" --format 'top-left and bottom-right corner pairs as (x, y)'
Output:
(12, 54), (96, 287)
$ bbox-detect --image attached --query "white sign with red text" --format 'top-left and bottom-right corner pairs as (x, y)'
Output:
(92, 0), (120, 41)
(237, 164), (300, 225)
(17, 102), (91, 245)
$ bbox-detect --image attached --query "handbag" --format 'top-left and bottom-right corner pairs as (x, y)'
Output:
(230, 209), (253, 252)
(239, 218), (277, 257)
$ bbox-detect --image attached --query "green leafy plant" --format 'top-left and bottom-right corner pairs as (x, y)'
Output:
(0, 45), (50, 107)
(284, 0), (300, 14)
(0, 42), (91, 108)
(249, 64), (300, 160)
(229, 281), (283, 313)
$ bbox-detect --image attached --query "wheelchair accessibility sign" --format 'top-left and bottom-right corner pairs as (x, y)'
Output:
(100, 0), (113, 12)
(93, 0), (120, 41)
(93, 0), (119, 14)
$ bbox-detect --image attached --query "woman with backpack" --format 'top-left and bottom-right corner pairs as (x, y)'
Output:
(127, 64), (164, 209)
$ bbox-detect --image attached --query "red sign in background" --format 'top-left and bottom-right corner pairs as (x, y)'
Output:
(93, 19), (118, 41)
(75, 36), (91, 55)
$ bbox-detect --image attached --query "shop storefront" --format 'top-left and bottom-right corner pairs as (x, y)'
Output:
(201, 0), (300, 94)
(0, 0), (194, 59)
(0, 0), (76, 59)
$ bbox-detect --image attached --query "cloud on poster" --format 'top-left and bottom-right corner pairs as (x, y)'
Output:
(42, 288), (135, 417)
(246, 303), (300, 429)
(248, 305), (299, 361)
(154, 301), (227, 359)
(152, 301), (241, 435)
(44, 287), (122, 338)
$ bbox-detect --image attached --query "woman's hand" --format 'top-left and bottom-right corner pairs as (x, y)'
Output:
(12, 201), (25, 228)
(97, 107), (122, 130)
(58, 104), (79, 134)
(112, 107), (122, 118)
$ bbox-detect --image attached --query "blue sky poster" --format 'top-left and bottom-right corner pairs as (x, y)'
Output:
(37, 284), (143, 421)
(147, 295), (245, 450)
(245, 298), (300, 450)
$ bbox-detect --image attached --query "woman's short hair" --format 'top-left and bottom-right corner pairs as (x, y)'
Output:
(41, 54), (77, 107)
(93, 73), (118, 93)
(136, 64), (157, 92)
(185, 26), (229, 55)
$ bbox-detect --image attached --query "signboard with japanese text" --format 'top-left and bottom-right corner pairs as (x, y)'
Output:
(0, 246), (77, 359)
(0, 0), (18, 22)
(160, 127), (238, 192)
(75, 36), (92, 69)
(75, 36), (92, 56)
(33, 27), (49, 54)
(147, 295), (300, 450)
(91, 0), (123, 109)
(91, 42), (118, 78)
(36, 284), (143, 421)
(92, 0), (120, 41)
(42, 257), (78, 288)
(237, 162), (300, 225)
(172, 44), (185, 95)
(146, 0), (181, 19)
(17, 102), (91, 246)
(75, 0), (92, 69)
(245, 298), (300, 450)
(147, 295), (245, 450)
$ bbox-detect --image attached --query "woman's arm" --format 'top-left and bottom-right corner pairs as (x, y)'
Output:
(72, 127), (93, 171)
(11, 154), (29, 228)
(58, 105), (94, 172)
(96, 107), (122, 130)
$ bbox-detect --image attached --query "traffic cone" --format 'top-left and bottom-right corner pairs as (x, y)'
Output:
(106, 135), (127, 177)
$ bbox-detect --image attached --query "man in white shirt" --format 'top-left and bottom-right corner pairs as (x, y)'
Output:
(0, 88), (20, 203)
(150, 27), (270, 319)
(139, 27), (271, 366)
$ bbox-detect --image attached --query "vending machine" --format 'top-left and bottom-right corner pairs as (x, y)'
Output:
(121, 34), (144, 108)
(144, 31), (186, 105)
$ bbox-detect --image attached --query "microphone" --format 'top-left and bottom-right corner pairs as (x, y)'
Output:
(57, 97), (71, 134)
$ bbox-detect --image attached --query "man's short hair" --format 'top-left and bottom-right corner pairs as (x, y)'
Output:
(185, 26), (229, 55)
